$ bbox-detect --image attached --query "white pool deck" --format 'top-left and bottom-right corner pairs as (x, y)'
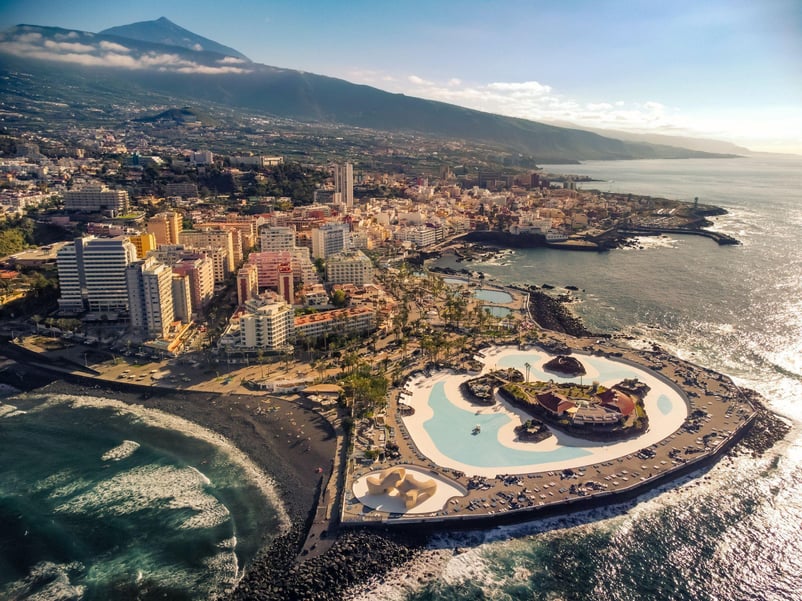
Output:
(400, 346), (689, 478)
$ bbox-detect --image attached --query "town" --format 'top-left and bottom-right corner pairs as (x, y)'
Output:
(0, 111), (729, 365)
(0, 116), (760, 573)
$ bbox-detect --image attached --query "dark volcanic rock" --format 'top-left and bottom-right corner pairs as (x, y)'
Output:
(229, 528), (425, 601)
(543, 354), (586, 376)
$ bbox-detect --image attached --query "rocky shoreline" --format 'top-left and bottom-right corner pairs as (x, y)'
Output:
(527, 288), (603, 338)
(230, 526), (425, 601)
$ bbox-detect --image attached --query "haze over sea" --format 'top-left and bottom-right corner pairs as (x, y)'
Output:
(395, 154), (802, 601)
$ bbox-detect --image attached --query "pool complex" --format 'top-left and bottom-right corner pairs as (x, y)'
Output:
(401, 347), (690, 477)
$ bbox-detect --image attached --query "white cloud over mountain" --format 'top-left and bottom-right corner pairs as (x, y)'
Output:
(0, 28), (252, 75)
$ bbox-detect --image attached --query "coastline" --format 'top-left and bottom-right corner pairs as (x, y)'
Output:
(0, 276), (791, 600)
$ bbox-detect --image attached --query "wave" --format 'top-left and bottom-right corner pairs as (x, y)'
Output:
(101, 440), (140, 462)
(21, 392), (290, 531)
(0, 560), (85, 601)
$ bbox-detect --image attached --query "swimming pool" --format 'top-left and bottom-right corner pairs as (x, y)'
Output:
(402, 347), (690, 476)
(474, 288), (513, 304)
(423, 382), (591, 467)
(484, 306), (512, 318)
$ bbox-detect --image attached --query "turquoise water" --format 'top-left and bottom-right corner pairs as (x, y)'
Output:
(422, 382), (591, 467)
(0, 394), (283, 600)
(474, 289), (513, 303)
(657, 394), (673, 416)
(419, 350), (682, 469)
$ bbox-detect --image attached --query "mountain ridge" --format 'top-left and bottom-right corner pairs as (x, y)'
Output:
(99, 16), (250, 61)
(0, 21), (739, 163)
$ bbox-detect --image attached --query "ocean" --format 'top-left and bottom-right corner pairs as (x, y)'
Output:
(0, 393), (287, 600)
(377, 154), (802, 601)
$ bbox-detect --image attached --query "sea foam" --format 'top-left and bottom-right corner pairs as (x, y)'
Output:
(101, 439), (140, 461)
(23, 392), (290, 530)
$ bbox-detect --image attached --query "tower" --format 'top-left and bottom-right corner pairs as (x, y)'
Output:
(334, 162), (354, 212)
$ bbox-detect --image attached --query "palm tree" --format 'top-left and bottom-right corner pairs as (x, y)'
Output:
(524, 361), (531, 383)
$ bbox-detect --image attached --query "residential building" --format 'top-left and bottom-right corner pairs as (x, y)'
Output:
(294, 305), (376, 342)
(147, 212), (183, 245)
(334, 162), (354, 211)
(165, 182), (199, 198)
(326, 249), (374, 286)
(127, 257), (175, 339)
(63, 184), (129, 215)
(128, 233), (157, 259)
(230, 155), (283, 168)
(247, 249), (318, 290)
(180, 229), (236, 273)
(311, 222), (350, 259)
(260, 225), (296, 252)
(56, 236), (138, 314)
(220, 296), (294, 352)
(191, 150), (214, 165)
(277, 263), (294, 304)
(236, 263), (259, 306)
(173, 255), (215, 317)
(171, 274), (193, 323)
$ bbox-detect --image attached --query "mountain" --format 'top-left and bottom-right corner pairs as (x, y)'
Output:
(0, 22), (738, 163)
(99, 16), (250, 61)
(134, 106), (219, 127)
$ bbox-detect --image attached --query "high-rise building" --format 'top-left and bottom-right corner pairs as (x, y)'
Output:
(127, 257), (175, 339)
(128, 233), (157, 259)
(56, 236), (138, 314)
(171, 274), (193, 323)
(334, 162), (354, 211)
(325, 250), (374, 286)
(147, 212), (183, 246)
(277, 263), (294, 305)
(236, 263), (259, 306)
(55, 238), (87, 313)
(179, 229), (236, 273)
(260, 225), (296, 252)
(311, 222), (350, 259)
(223, 296), (294, 352)
(63, 185), (129, 215)
(172, 256), (215, 318)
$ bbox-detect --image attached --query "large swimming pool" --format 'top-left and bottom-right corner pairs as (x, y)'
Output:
(404, 347), (690, 476)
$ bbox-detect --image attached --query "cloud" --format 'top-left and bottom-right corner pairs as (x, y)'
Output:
(43, 40), (95, 53)
(0, 30), (251, 75)
(342, 71), (691, 135)
(217, 56), (246, 64)
(99, 41), (131, 53)
(408, 74), (434, 85)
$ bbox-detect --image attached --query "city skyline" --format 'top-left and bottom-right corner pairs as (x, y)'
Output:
(0, 0), (800, 153)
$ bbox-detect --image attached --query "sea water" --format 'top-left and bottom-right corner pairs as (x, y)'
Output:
(0, 392), (287, 600)
(387, 155), (802, 601)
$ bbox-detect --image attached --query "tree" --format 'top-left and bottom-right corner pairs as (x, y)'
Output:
(331, 289), (348, 308)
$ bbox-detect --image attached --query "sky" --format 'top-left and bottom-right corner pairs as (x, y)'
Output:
(1, 0), (800, 153)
